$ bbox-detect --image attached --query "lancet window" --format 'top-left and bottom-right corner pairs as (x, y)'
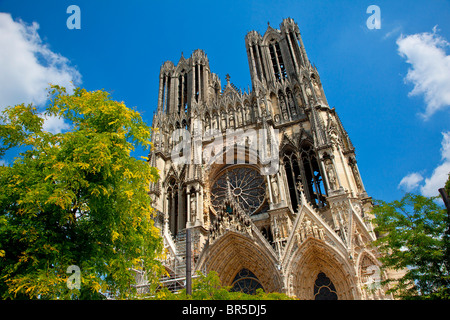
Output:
(178, 72), (188, 113)
(300, 144), (327, 208)
(283, 150), (301, 211)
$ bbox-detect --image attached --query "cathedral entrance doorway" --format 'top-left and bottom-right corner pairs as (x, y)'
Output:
(197, 232), (283, 294)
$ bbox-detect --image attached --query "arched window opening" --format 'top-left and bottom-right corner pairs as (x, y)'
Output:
(183, 73), (188, 112)
(258, 45), (267, 81)
(195, 64), (200, 102)
(300, 145), (327, 208)
(269, 43), (281, 81)
(231, 268), (264, 295)
(314, 272), (338, 300)
(178, 74), (183, 113)
(283, 151), (301, 211)
(178, 72), (188, 113)
(275, 42), (287, 79)
(167, 179), (179, 236)
(162, 74), (171, 113)
(166, 179), (187, 237)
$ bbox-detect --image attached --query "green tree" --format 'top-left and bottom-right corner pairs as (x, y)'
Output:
(372, 192), (450, 299)
(151, 271), (294, 300)
(0, 86), (164, 299)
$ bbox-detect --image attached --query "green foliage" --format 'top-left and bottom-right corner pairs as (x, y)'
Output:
(149, 271), (295, 300)
(0, 86), (164, 299)
(372, 193), (450, 299)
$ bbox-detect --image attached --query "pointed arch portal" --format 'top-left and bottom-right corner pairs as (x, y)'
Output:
(287, 239), (358, 299)
(197, 232), (283, 293)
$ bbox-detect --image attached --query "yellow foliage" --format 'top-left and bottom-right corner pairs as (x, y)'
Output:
(111, 231), (119, 242)
(77, 162), (90, 170)
(124, 190), (133, 200)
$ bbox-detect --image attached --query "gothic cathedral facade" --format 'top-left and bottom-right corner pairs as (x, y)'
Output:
(148, 18), (393, 299)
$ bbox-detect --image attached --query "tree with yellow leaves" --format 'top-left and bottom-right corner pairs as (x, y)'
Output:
(0, 86), (164, 299)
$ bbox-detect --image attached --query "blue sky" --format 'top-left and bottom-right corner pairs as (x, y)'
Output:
(1, 0), (450, 203)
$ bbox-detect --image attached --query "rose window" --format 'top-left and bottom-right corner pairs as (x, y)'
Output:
(210, 166), (266, 215)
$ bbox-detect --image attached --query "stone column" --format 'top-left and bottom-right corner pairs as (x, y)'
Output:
(195, 189), (199, 222)
(319, 154), (331, 191)
(164, 193), (169, 234)
(187, 192), (191, 223)
(196, 186), (203, 225)
(171, 192), (176, 234)
(336, 145), (353, 196)
(266, 175), (274, 204)
(277, 170), (286, 202)
(192, 64), (196, 102)
(158, 74), (164, 111)
(177, 189), (183, 232)
(254, 43), (263, 80)
(249, 44), (258, 81)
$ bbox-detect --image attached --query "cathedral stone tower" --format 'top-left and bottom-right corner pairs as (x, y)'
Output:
(148, 18), (392, 299)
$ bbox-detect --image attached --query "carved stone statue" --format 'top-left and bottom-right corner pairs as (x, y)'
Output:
(271, 175), (280, 203)
(288, 94), (297, 116)
(229, 115), (235, 128)
(305, 85), (312, 99)
(221, 113), (227, 130)
(190, 193), (196, 221)
(245, 106), (251, 123)
(325, 160), (338, 190)
(329, 129), (340, 148)
(237, 110), (242, 126)
(313, 80), (321, 98)
(350, 162), (363, 191)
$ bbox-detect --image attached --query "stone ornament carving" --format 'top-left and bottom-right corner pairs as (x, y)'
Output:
(209, 201), (253, 244)
(190, 193), (196, 221)
(325, 159), (338, 190)
(296, 217), (325, 245)
(270, 175), (280, 203)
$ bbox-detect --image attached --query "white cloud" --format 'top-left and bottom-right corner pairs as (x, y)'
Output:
(398, 172), (424, 192)
(420, 131), (450, 197)
(396, 26), (450, 119)
(400, 132), (450, 197)
(0, 12), (81, 113)
(383, 26), (402, 40)
(41, 114), (71, 134)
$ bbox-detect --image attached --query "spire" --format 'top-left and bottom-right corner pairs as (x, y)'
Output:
(225, 74), (231, 85)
